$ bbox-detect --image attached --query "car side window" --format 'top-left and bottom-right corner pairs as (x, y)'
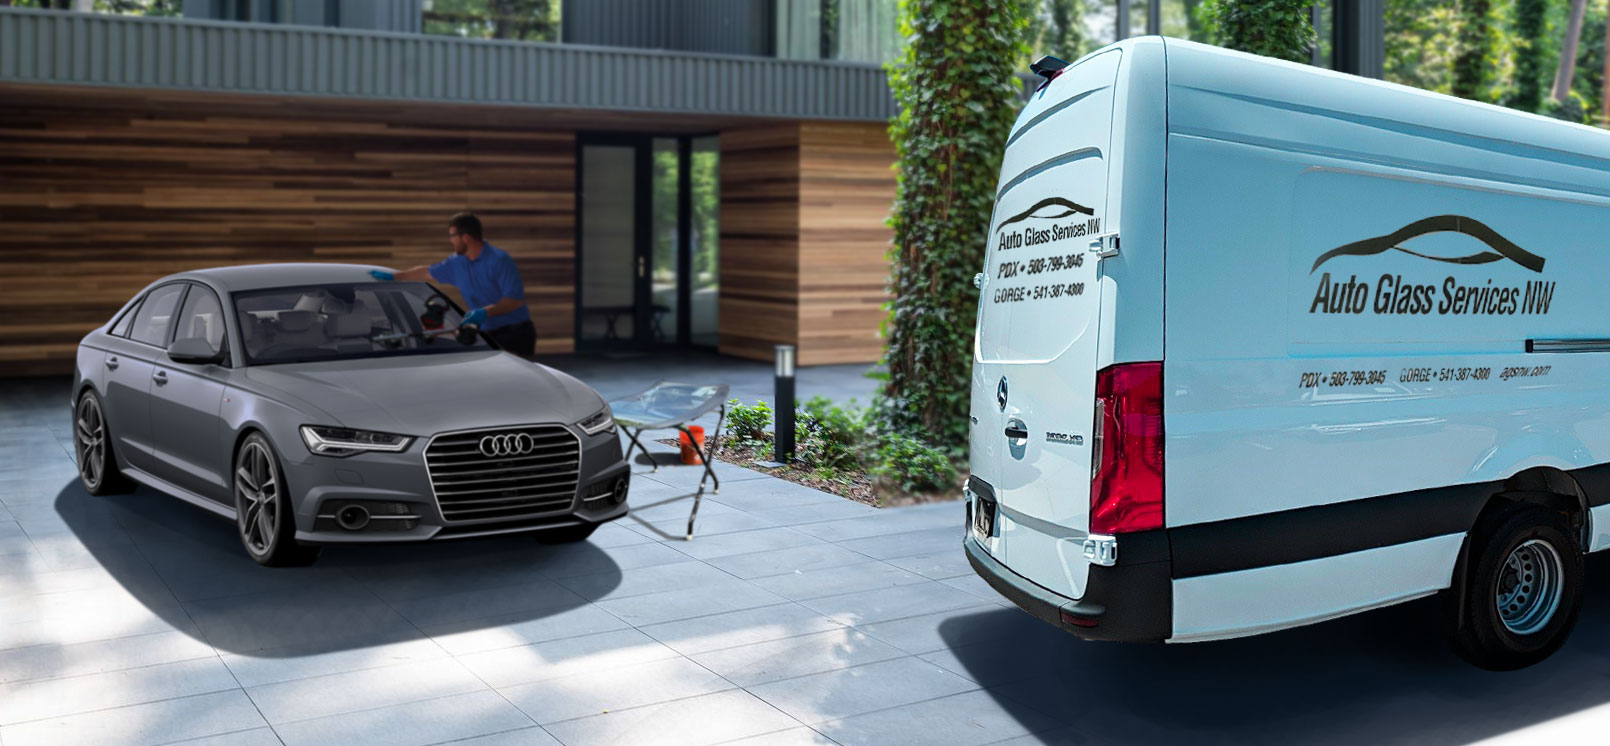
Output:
(128, 284), (187, 348)
(109, 301), (139, 338)
(173, 284), (229, 360)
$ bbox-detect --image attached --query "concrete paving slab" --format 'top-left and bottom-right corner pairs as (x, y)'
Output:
(0, 689), (267, 746)
(688, 627), (907, 687)
(270, 690), (538, 746)
(541, 689), (801, 746)
(745, 656), (979, 725)
(500, 656), (733, 725)
(637, 603), (847, 657)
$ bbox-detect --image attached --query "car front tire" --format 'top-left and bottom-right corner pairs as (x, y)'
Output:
(234, 432), (320, 567)
(1447, 504), (1583, 670)
(74, 390), (133, 496)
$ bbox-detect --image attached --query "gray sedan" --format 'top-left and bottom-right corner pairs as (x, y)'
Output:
(71, 264), (629, 566)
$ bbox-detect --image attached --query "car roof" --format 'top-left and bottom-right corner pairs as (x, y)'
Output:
(161, 263), (396, 294)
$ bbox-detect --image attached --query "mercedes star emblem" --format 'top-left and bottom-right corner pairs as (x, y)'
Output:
(997, 377), (1009, 411)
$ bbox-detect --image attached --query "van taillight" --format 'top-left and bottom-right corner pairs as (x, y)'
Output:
(1090, 362), (1164, 535)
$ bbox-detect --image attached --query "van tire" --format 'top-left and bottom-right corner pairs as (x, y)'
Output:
(1447, 504), (1582, 670)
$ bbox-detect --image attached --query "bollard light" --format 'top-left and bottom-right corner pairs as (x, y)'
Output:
(774, 344), (796, 464)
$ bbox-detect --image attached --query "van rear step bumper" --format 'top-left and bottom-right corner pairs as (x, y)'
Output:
(965, 531), (1172, 643)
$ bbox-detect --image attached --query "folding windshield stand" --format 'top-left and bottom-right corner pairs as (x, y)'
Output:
(609, 382), (731, 540)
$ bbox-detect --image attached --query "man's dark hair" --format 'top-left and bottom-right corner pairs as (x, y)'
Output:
(448, 212), (483, 241)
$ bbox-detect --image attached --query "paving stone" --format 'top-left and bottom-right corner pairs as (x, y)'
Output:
(541, 689), (800, 746)
(746, 657), (979, 725)
(0, 690), (266, 746)
(271, 690), (537, 746)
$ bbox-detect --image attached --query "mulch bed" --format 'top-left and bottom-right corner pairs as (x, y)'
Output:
(654, 437), (957, 508)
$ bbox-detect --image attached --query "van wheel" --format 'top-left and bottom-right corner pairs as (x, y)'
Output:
(1447, 504), (1582, 670)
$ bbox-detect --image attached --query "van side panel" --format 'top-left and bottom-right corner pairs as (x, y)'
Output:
(1162, 40), (1610, 640)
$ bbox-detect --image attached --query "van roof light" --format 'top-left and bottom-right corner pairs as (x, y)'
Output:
(1030, 55), (1070, 80)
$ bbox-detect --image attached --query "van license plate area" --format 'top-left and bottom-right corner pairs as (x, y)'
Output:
(972, 494), (997, 540)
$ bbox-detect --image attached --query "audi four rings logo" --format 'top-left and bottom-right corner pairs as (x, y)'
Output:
(479, 432), (534, 458)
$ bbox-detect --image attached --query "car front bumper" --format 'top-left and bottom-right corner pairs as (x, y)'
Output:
(281, 426), (630, 544)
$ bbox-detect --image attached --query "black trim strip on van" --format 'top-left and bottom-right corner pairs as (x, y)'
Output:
(1004, 88), (1103, 150)
(1527, 338), (1610, 353)
(995, 147), (1102, 202)
(1171, 462), (1610, 579)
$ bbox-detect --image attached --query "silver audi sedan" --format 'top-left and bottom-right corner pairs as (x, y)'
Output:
(71, 264), (629, 566)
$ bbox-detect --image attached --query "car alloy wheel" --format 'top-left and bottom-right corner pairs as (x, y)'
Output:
(235, 440), (280, 556)
(74, 394), (107, 491)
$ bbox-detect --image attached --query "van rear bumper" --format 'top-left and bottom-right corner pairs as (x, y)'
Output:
(965, 531), (1172, 642)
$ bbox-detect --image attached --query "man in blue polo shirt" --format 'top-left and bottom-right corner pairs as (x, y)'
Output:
(370, 212), (536, 358)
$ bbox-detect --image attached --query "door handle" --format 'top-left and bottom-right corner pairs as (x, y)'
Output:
(637, 256), (646, 278)
(152, 370), (168, 385)
(1003, 426), (1030, 439)
(105, 356), (119, 370)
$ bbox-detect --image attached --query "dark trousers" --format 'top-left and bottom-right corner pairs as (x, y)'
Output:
(487, 320), (537, 359)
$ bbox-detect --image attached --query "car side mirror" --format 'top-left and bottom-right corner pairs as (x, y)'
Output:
(167, 336), (224, 365)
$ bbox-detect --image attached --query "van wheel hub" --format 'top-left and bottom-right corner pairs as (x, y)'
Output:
(1495, 539), (1563, 636)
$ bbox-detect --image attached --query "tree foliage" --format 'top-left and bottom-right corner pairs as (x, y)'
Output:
(879, 0), (1028, 455)
(1508, 0), (1551, 110)
(1206, 0), (1316, 63)
(1045, 0), (1087, 60)
(1453, 0), (1498, 99)
(424, 0), (558, 42)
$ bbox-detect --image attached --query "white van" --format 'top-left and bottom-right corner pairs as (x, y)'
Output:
(965, 36), (1610, 670)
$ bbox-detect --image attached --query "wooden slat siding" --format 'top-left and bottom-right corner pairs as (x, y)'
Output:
(718, 125), (803, 362)
(0, 96), (577, 376)
(717, 122), (895, 366)
(797, 121), (894, 365)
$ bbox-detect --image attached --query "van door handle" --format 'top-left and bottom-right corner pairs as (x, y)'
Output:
(105, 356), (119, 370)
(1003, 426), (1030, 439)
(152, 370), (168, 385)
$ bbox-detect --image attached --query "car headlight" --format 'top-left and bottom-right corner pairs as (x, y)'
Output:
(577, 407), (616, 436)
(299, 425), (414, 457)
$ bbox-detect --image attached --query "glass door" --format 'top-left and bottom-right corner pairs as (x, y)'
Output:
(577, 134), (719, 350)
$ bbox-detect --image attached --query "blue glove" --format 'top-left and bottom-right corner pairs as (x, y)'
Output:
(368, 269), (395, 281)
(463, 307), (488, 327)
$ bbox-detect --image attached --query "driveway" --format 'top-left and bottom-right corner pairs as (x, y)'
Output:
(5, 368), (1610, 746)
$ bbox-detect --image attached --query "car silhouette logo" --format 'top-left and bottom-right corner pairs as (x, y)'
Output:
(480, 432), (534, 458)
(997, 377), (1009, 411)
(1310, 215), (1545, 274)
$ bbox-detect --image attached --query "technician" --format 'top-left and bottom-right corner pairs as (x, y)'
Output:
(371, 212), (536, 359)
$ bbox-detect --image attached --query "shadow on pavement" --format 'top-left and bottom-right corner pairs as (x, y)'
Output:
(940, 552), (1610, 745)
(53, 478), (622, 657)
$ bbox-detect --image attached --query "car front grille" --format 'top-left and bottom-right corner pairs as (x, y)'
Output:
(424, 425), (581, 523)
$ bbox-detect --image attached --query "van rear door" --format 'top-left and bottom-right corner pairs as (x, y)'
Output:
(971, 49), (1119, 600)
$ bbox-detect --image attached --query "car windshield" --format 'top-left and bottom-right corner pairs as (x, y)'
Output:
(232, 283), (489, 365)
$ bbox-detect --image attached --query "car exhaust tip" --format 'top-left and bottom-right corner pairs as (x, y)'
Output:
(336, 505), (371, 531)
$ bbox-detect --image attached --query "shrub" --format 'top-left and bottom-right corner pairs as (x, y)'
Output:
(793, 396), (865, 471)
(870, 432), (958, 494)
(724, 399), (773, 450)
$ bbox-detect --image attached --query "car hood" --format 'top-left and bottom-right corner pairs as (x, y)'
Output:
(243, 351), (606, 437)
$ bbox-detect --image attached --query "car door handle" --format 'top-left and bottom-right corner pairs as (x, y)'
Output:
(152, 370), (168, 385)
(1003, 426), (1030, 439)
(105, 356), (119, 370)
